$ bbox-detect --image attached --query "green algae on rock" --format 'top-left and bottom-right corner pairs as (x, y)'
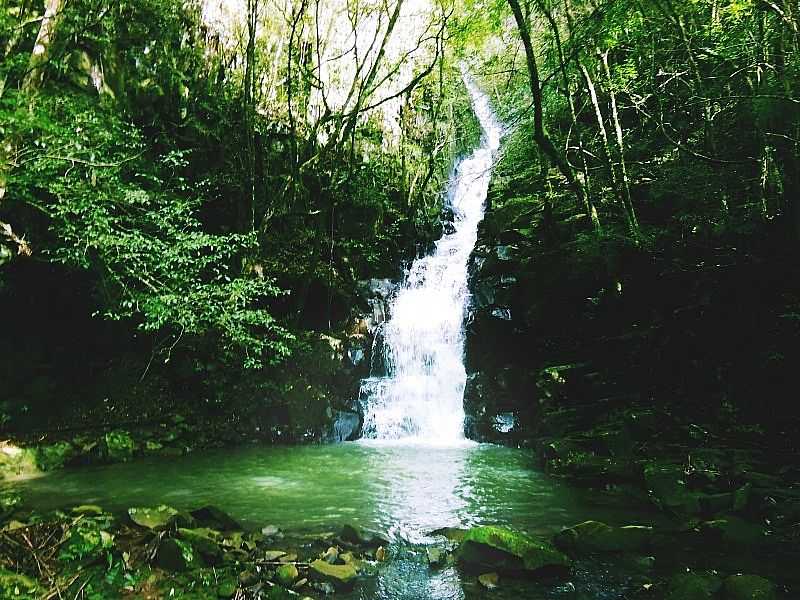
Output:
(457, 526), (570, 575)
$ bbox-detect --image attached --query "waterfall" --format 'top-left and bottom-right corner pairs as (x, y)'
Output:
(358, 72), (503, 443)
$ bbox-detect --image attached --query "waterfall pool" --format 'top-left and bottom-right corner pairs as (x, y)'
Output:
(9, 441), (669, 599)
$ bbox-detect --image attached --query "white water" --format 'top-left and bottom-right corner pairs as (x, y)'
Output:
(359, 73), (503, 443)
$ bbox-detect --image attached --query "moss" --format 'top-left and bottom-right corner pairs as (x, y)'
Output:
(457, 526), (570, 574)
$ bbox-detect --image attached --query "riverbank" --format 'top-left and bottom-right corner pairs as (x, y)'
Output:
(1, 440), (794, 599)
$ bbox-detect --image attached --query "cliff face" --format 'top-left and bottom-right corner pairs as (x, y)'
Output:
(462, 157), (800, 453)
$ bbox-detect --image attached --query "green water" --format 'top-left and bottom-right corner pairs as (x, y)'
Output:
(10, 441), (661, 599)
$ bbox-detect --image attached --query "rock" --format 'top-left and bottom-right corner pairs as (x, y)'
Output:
(262, 525), (280, 536)
(339, 523), (386, 547)
(554, 521), (653, 554)
(426, 547), (445, 568)
(156, 538), (203, 571)
(264, 550), (287, 561)
(722, 574), (776, 600)
(177, 527), (223, 560)
(478, 572), (499, 590)
(326, 410), (361, 442)
(279, 552), (298, 562)
(71, 505), (104, 517)
(457, 526), (570, 575)
(190, 506), (241, 531)
(322, 546), (339, 564)
(375, 546), (387, 561)
(430, 527), (467, 542)
(309, 559), (358, 588)
(129, 505), (178, 530)
(275, 563), (299, 587)
(665, 572), (722, 600)
(293, 578), (308, 589)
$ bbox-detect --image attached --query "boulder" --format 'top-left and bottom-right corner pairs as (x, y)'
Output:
(456, 526), (570, 575)
(722, 574), (776, 600)
(644, 463), (702, 515)
(554, 521), (653, 554)
(426, 547), (445, 568)
(309, 559), (357, 588)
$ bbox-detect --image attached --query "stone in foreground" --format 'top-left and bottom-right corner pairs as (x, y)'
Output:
(457, 526), (570, 575)
(309, 559), (358, 588)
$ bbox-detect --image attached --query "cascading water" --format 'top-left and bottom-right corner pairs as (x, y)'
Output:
(359, 72), (503, 443)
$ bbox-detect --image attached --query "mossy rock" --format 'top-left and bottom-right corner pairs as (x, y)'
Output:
(129, 505), (179, 530)
(554, 521), (653, 554)
(722, 574), (776, 600)
(457, 526), (570, 575)
(665, 572), (722, 600)
(0, 568), (40, 599)
(430, 527), (467, 542)
(275, 563), (299, 586)
(309, 559), (358, 588)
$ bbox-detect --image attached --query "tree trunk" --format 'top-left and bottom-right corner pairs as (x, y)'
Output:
(506, 0), (589, 216)
(22, 0), (66, 94)
(601, 50), (639, 235)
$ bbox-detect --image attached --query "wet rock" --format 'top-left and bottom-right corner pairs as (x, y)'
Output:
(478, 572), (500, 590)
(157, 538), (203, 571)
(275, 563), (299, 587)
(427, 547), (445, 568)
(326, 410), (360, 442)
(339, 523), (386, 547)
(262, 525), (280, 537)
(554, 521), (653, 554)
(264, 550), (287, 561)
(293, 577), (308, 590)
(322, 546), (339, 564)
(375, 546), (387, 561)
(430, 527), (467, 542)
(722, 574), (776, 600)
(457, 526), (570, 575)
(309, 559), (358, 588)
(665, 572), (722, 600)
(129, 505), (178, 530)
(191, 506), (241, 531)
